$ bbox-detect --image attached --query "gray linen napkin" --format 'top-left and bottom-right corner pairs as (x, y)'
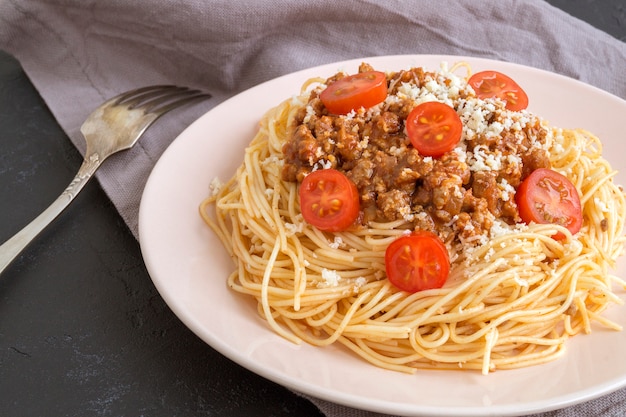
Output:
(1, 1), (625, 416)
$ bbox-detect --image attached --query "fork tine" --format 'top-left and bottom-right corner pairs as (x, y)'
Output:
(117, 86), (185, 107)
(119, 85), (210, 114)
(112, 85), (179, 105)
(144, 91), (211, 116)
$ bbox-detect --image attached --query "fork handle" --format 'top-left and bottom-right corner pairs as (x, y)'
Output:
(0, 155), (102, 275)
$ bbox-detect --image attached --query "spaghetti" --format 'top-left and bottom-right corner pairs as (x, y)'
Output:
(200, 62), (626, 374)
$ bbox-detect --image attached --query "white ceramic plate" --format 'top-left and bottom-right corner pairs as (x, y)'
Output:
(139, 55), (626, 416)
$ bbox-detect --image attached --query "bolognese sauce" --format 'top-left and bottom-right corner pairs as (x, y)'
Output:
(281, 63), (552, 246)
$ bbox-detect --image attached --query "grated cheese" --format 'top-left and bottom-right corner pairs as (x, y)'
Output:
(209, 177), (223, 196)
(468, 145), (503, 171)
(594, 197), (610, 213)
(321, 268), (341, 287)
(329, 236), (343, 249)
(498, 178), (515, 202)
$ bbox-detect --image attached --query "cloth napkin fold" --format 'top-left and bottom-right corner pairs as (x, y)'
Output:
(1, 0), (625, 416)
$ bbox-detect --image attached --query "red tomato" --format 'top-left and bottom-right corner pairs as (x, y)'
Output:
(299, 169), (360, 232)
(405, 102), (462, 157)
(385, 231), (450, 293)
(320, 71), (388, 115)
(516, 168), (582, 240)
(468, 70), (529, 111)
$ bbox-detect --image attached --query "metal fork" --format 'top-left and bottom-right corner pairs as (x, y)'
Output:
(0, 85), (210, 274)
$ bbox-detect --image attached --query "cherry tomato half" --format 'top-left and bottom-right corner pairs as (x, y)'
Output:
(299, 169), (360, 232)
(320, 71), (388, 115)
(468, 70), (529, 111)
(515, 168), (582, 240)
(385, 231), (450, 293)
(405, 101), (463, 157)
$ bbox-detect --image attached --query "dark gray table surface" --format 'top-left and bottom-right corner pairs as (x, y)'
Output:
(0, 2), (624, 416)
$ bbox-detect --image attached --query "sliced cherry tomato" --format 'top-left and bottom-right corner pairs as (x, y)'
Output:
(385, 231), (450, 293)
(516, 168), (582, 240)
(299, 168), (360, 232)
(405, 101), (462, 157)
(468, 70), (529, 111)
(320, 71), (388, 115)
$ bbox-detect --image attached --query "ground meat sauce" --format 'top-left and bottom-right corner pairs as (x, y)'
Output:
(281, 63), (552, 245)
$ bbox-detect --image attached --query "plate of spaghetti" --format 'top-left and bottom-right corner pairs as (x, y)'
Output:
(139, 55), (626, 416)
